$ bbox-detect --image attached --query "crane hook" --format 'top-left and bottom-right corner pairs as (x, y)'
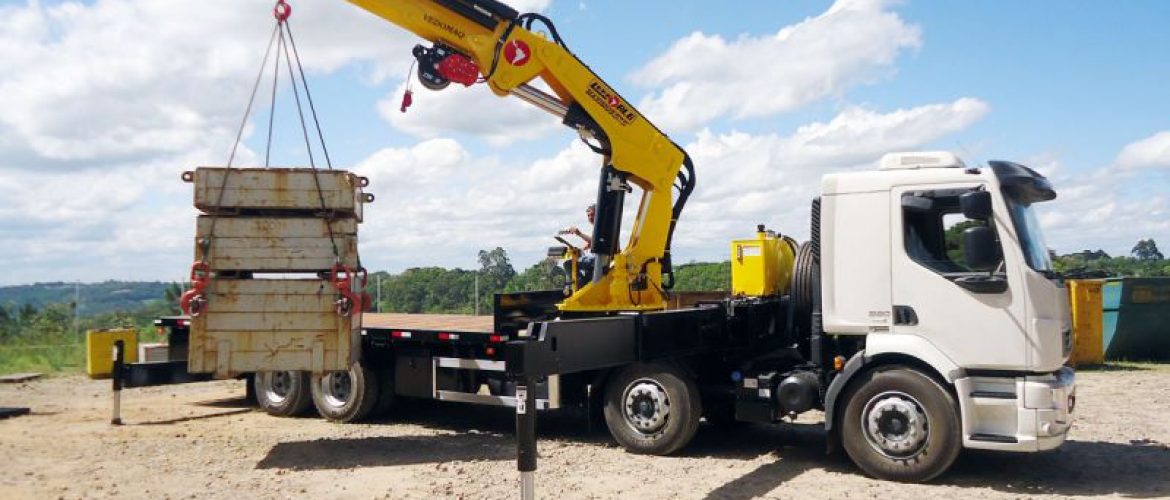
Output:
(274, 0), (292, 22)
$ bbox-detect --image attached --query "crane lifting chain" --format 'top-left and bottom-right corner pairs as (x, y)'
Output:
(181, 0), (364, 317)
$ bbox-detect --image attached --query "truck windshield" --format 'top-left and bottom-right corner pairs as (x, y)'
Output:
(1004, 196), (1053, 273)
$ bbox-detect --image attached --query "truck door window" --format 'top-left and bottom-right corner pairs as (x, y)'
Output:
(901, 190), (999, 277)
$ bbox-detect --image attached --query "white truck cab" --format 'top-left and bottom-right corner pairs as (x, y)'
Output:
(821, 152), (1075, 456)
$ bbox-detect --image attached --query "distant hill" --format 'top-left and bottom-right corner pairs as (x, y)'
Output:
(0, 281), (171, 317)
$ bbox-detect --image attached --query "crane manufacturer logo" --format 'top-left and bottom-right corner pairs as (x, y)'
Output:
(423, 13), (465, 40)
(587, 81), (636, 126)
(504, 40), (531, 66)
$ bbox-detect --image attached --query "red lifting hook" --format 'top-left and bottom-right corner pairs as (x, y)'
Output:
(274, 0), (292, 22)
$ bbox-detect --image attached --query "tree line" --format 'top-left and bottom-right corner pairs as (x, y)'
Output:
(0, 294), (177, 373)
(3, 240), (1165, 372)
(367, 247), (731, 314)
(1053, 239), (1170, 278)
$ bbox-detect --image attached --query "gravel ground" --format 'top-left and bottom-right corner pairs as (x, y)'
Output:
(1, 365), (1168, 499)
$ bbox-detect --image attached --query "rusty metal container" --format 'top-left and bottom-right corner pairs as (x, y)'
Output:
(186, 167), (372, 221)
(187, 279), (360, 376)
(195, 216), (358, 272)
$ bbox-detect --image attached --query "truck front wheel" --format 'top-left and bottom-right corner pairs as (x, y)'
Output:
(840, 366), (961, 482)
(310, 362), (379, 423)
(603, 363), (702, 455)
(254, 371), (312, 417)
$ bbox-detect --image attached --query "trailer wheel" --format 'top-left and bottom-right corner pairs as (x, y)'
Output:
(253, 371), (312, 417)
(310, 362), (379, 423)
(840, 367), (961, 482)
(603, 363), (702, 455)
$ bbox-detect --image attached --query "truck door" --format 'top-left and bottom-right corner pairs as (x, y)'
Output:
(888, 184), (1028, 369)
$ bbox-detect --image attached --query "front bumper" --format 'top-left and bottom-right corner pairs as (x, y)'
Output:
(954, 366), (1076, 452)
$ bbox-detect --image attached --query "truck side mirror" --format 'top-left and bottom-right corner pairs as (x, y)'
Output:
(963, 226), (1000, 271)
(960, 190), (993, 220)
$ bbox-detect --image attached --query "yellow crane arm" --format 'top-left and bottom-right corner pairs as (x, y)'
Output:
(346, 0), (695, 311)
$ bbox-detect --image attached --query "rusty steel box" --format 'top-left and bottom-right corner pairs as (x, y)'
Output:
(187, 279), (360, 376)
(186, 167), (371, 221)
(195, 216), (358, 272)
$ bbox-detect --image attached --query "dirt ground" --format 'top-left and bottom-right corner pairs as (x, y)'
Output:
(1, 366), (1168, 500)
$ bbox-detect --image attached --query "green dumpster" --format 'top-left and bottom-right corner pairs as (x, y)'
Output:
(1105, 278), (1170, 361)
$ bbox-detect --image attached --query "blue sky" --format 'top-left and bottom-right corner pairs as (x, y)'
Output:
(250, 1), (1170, 165)
(0, 0), (1167, 285)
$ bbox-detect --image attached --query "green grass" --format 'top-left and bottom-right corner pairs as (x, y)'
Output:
(0, 344), (85, 375)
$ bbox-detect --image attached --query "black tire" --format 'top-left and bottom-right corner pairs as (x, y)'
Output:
(603, 363), (702, 455)
(310, 362), (379, 423)
(840, 367), (961, 482)
(791, 241), (816, 331)
(253, 371), (313, 417)
(371, 367), (397, 418)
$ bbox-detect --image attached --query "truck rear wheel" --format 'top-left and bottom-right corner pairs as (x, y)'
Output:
(254, 371), (312, 417)
(310, 362), (379, 423)
(840, 367), (961, 482)
(603, 363), (702, 455)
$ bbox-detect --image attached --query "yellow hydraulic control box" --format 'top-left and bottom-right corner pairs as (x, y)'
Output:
(86, 328), (138, 378)
(731, 227), (795, 297)
(1067, 279), (1105, 366)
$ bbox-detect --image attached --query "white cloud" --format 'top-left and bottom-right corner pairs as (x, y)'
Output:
(0, 0), (425, 284)
(348, 98), (988, 271)
(631, 0), (921, 131)
(378, 82), (561, 146)
(513, 0), (553, 12)
(673, 98), (989, 258)
(1114, 131), (1170, 171)
(0, 160), (205, 283)
(1037, 179), (1170, 257)
(0, 0), (419, 171)
(353, 138), (598, 270)
(0, 0), (571, 284)
(1035, 132), (1170, 256)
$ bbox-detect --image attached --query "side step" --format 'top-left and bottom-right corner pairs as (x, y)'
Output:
(969, 433), (1019, 444)
(432, 357), (559, 410)
(435, 390), (553, 410)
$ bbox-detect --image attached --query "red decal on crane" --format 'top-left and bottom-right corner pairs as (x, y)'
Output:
(504, 40), (531, 67)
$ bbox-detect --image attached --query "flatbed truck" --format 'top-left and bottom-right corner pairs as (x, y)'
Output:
(130, 152), (1076, 483)
(117, 0), (1075, 485)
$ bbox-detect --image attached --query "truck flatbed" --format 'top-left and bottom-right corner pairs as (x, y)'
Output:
(362, 313), (493, 332)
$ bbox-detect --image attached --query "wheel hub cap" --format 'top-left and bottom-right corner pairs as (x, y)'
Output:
(321, 371), (353, 407)
(863, 392), (928, 458)
(264, 371), (294, 404)
(624, 379), (670, 434)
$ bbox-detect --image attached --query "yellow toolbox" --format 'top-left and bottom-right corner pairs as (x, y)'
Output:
(86, 328), (138, 378)
(731, 226), (796, 297)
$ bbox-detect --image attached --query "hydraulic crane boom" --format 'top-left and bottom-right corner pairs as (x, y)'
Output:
(346, 0), (695, 312)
